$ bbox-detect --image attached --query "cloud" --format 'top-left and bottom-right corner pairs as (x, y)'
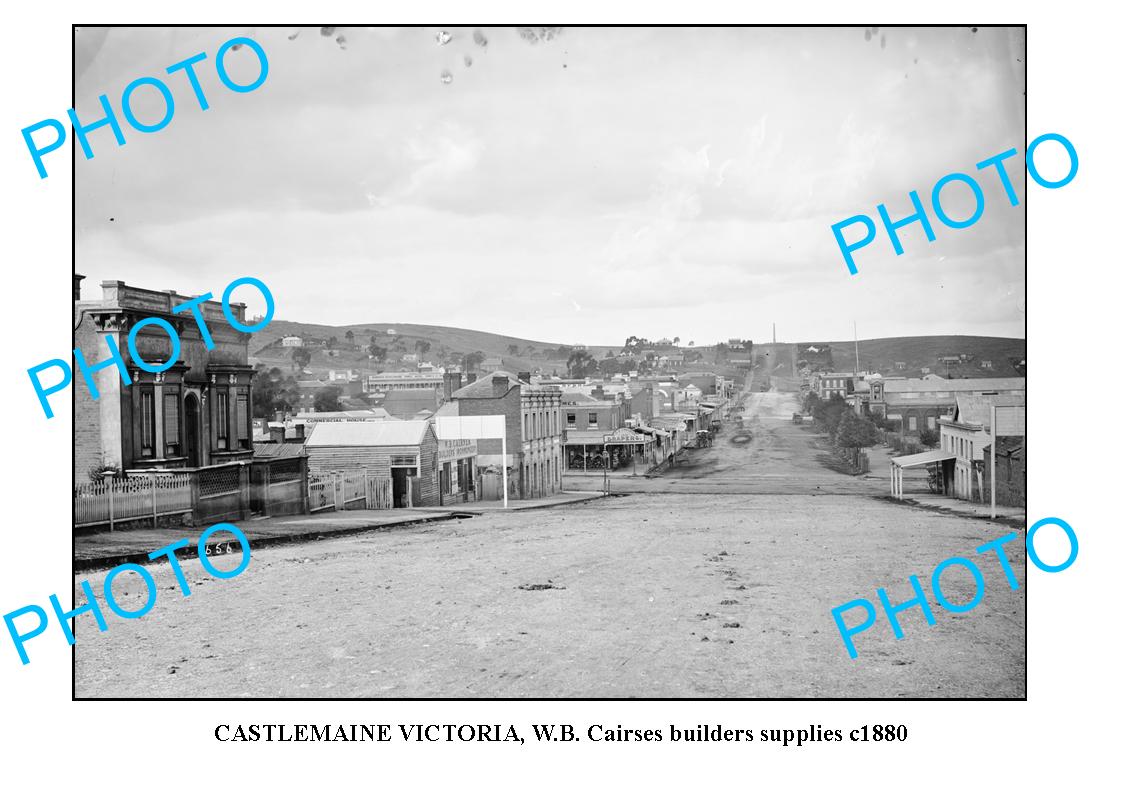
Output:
(76, 26), (1026, 344)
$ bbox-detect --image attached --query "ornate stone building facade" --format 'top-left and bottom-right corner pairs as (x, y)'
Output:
(74, 275), (255, 482)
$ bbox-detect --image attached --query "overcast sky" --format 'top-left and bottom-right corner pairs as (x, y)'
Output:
(74, 26), (1026, 346)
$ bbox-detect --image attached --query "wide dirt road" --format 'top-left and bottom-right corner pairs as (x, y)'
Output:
(75, 493), (1025, 699)
(604, 390), (885, 495)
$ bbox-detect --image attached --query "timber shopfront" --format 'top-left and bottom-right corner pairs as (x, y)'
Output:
(438, 437), (478, 504)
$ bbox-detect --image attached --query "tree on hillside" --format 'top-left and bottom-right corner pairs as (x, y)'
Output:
(415, 340), (431, 355)
(464, 351), (485, 372)
(368, 343), (387, 363)
(600, 357), (637, 376)
(673, 336), (680, 346)
(688, 340), (694, 347)
(327, 335), (338, 349)
(291, 347), (312, 371)
(567, 350), (598, 379)
(313, 385), (344, 412)
(623, 335), (652, 354)
(714, 342), (730, 363)
(507, 344), (520, 356)
(345, 330), (355, 346)
(251, 365), (299, 417)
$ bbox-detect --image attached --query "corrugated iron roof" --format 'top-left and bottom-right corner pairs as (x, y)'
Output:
(253, 441), (306, 459)
(884, 377), (1025, 393)
(305, 419), (430, 447)
(956, 394), (1026, 426)
(891, 450), (957, 467)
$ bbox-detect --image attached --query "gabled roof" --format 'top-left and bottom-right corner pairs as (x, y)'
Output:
(452, 371), (526, 399)
(305, 420), (431, 447)
(295, 409), (389, 421)
(955, 394), (1026, 427)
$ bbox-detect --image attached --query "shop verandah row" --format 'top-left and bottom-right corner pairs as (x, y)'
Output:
(561, 408), (716, 476)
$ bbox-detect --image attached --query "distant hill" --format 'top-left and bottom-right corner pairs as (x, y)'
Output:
(249, 321), (608, 377)
(250, 321), (1025, 384)
(821, 335), (1026, 379)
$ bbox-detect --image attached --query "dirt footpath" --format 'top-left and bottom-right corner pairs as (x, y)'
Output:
(74, 493), (1025, 699)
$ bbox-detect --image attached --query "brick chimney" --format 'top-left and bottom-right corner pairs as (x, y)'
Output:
(465, 372), (478, 385)
(491, 374), (509, 397)
(443, 371), (463, 399)
(269, 425), (285, 443)
(517, 371), (531, 384)
(591, 385), (605, 400)
(293, 423), (306, 440)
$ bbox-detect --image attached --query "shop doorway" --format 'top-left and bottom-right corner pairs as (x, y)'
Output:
(391, 467), (415, 507)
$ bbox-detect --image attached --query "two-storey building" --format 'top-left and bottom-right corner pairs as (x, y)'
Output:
(74, 276), (255, 482)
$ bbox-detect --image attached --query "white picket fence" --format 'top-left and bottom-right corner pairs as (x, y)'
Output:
(75, 473), (193, 529)
(308, 472), (394, 512)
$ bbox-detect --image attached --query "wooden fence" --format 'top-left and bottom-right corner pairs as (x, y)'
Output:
(308, 471), (394, 513)
(76, 462), (252, 530)
(76, 462), (401, 530)
(74, 472), (193, 529)
(250, 456), (308, 517)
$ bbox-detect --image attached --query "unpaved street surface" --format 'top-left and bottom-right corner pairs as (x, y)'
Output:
(576, 389), (930, 495)
(75, 493), (1025, 698)
(599, 390), (886, 495)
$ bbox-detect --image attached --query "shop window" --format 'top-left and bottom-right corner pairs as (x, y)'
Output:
(589, 412), (598, 429)
(566, 413), (576, 429)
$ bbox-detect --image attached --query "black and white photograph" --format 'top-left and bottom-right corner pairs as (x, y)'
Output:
(69, 25), (1027, 699)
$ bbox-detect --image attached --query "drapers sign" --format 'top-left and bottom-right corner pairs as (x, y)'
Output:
(604, 428), (647, 444)
(438, 438), (477, 463)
